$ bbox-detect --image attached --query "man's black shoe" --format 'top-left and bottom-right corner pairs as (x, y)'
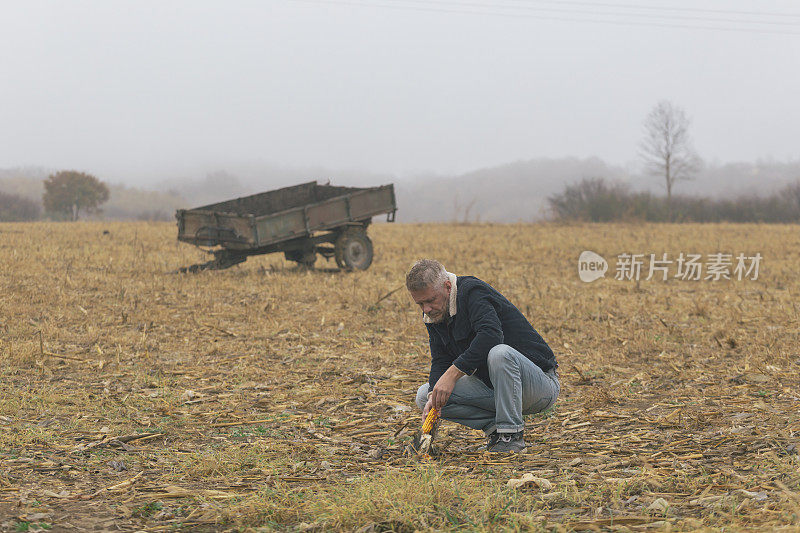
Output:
(487, 431), (527, 453)
(486, 431), (501, 450)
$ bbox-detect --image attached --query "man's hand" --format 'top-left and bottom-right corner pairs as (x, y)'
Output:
(422, 398), (433, 419)
(430, 365), (465, 410)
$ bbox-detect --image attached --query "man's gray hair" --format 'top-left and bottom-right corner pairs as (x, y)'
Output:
(406, 259), (448, 292)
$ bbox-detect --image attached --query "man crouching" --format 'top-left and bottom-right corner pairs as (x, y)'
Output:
(407, 259), (559, 453)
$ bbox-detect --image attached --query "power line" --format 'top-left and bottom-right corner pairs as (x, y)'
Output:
(286, 0), (800, 35)
(490, 0), (800, 19)
(380, 0), (800, 26)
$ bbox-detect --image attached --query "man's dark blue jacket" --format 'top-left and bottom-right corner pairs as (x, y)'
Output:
(426, 276), (556, 390)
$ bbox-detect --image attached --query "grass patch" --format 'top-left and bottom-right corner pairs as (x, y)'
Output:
(225, 466), (549, 531)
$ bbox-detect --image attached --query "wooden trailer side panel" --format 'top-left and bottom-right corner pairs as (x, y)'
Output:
(254, 185), (396, 243)
(306, 199), (350, 231)
(178, 210), (256, 247)
(254, 209), (307, 245)
(348, 186), (395, 220)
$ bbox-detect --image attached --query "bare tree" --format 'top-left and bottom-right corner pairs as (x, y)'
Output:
(451, 192), (478, 224)
(639, 101), (701, 220)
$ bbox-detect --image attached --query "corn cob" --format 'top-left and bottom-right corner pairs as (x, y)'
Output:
(417, 407), (440, 456)
(421, 407), (440, 434)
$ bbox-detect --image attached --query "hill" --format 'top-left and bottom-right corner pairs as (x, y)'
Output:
(1, 158), (798, 222)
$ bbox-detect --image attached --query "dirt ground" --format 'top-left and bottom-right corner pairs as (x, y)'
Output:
(1, 221), (798, 532)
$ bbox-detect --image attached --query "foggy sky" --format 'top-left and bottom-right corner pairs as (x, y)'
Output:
(1, 0), (798, 186)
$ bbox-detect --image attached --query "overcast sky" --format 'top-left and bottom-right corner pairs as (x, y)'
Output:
(1, 0), (798, 185)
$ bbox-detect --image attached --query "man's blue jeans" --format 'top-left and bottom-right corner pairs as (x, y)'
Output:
(415, 344), (560, 435)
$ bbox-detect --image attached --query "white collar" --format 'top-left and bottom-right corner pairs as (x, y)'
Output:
(423, 271), (458, 324)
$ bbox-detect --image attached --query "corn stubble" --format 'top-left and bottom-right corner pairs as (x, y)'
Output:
(1, 221), (799, 531)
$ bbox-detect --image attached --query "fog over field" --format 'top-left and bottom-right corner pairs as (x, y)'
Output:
(1, 1), (798, 220)
(2, 158), (799, 222)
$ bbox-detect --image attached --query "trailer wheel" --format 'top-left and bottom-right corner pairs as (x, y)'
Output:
(335, 229), (373, 270)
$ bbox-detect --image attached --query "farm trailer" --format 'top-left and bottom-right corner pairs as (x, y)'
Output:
(176, 181), (397, 272)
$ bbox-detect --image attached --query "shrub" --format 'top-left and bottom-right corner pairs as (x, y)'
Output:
(548, 178), (800, 223)
(0, 191), (40, 221)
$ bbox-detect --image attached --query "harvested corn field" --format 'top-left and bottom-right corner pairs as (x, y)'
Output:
(1, 221), (799, 531)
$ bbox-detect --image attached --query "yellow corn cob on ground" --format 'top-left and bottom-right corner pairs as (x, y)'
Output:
(421, 408), (439, 434)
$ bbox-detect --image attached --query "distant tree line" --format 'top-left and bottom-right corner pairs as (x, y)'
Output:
(548, 100), (800, 223)
(0, 191), (40, 221)
(548, 177), (800, 223)
(0, 170), (188, 222)
(0, 170), (112, 222)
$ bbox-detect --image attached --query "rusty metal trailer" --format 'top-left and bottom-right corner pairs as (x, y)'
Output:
(176, 181), (396, 272)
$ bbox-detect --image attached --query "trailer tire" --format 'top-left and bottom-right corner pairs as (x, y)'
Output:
(335, 229), (373, 270)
